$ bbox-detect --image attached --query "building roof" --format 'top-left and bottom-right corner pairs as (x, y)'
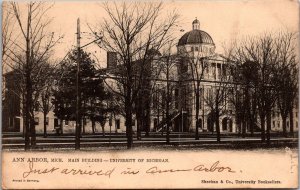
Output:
(178, 29), (214, 46)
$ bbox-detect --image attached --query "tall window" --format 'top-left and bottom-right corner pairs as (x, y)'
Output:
(34, 117), (39, 125)
(212, 63), (216, 79)
(216, 64), (221, 79)
(115, 119), (120, 129)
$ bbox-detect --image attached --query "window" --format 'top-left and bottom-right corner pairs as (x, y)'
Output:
(273, 121), (275, 128)
(34, 117), (39, 125)
(195, 47), (199, 51)
(296, 112), (298, 118)
(216, 64), (221, 79)
(191, 46), (194, 51)
(115, 119), (120, 129)
(65, 120), (69, 125)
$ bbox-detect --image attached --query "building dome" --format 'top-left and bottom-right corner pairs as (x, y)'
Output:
(178, 30), (214, 46)
(178, 18), (214, 46)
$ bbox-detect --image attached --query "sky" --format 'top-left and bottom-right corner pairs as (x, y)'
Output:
(5, 0), (299, 68)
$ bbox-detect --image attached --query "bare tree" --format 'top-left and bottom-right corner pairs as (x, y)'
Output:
(5, 2), (62, 150)
(91, 2), (179, 149)
(178, 47), (211, 139)
(158, 41), (178, 143)
(273, 32), (298, 137)
(2, 3), (16, 71)
(37, 63), (56, 138)
(229, 33), (283, 143)
(228, 59), (259, 137)
(204, 68), (230, 142)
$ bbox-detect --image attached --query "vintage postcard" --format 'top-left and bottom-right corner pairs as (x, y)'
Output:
(1, 0), (299, 189)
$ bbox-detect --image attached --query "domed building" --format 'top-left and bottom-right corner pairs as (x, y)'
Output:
(177, 18), (216, 58)
(174, 18), (235, 133)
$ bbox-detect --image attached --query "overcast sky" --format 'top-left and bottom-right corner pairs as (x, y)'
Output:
(9, 0), (299, 67)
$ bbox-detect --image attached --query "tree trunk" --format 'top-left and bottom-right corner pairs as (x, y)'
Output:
(260, 114), (266, 142)
(60, 119), (64, 134)
(242, 120), (246, 138)
(82, 118), (86, 134)
(166, 98), (170, 144)
(24, 14), (31, 151)
(216, 109), (221, 143)
(236, 117), (241, 137)
(289, 108), (294, 137)
(59, 119), (63, 135)
(195, 81), (200, 140)
(101, 125), (105, 137)
(125, 85), (133, 149)
(24, 102), (30, 150)
(166, 65), (170, 144)
(245, 87), (250, 137)
(145, 108), (150, 137)
(43, 113), (47, 138)
(166, 120), (170, 144)
(136, 118), (142, 140)
(91, 119), (95, 134)
(30, 114), (36, 148)
(281, 115), (287, 137)
(126, 110), (133, 149)
(266, 111), (271, 144)
(249, 115), (254, 137)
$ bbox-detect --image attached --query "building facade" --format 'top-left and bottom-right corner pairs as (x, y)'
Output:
(3, 19), (298, 134)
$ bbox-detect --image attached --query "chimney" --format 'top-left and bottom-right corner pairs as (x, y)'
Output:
(107, 52), (117, 70)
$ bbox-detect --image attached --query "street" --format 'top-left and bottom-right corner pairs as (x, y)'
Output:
(2, 132), (298, 150)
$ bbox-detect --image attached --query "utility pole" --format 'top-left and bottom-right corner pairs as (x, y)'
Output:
(75, 18), (81, 150)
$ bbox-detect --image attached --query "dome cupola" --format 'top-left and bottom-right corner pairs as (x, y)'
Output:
(192, 18), (200, 30)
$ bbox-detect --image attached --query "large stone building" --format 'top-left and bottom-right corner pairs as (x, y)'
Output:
(3, 19), (298, 134)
